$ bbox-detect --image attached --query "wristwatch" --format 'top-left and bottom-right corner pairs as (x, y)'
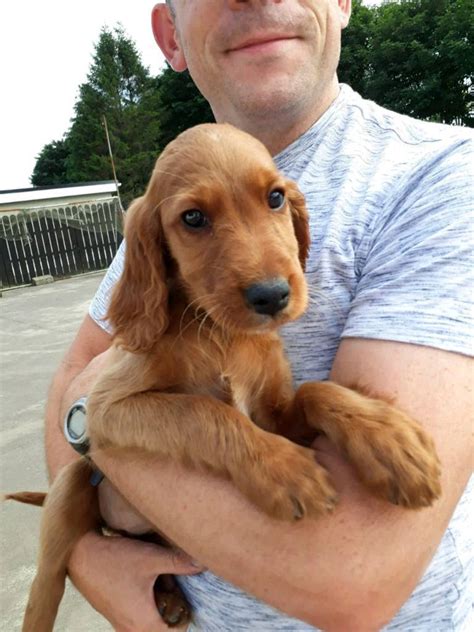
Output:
(64, 396), (90, 456)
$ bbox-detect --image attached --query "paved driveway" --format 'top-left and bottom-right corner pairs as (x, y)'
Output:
(0, 273), (111, 631)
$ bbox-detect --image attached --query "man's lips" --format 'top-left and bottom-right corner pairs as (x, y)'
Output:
(227, 35), (298, 54)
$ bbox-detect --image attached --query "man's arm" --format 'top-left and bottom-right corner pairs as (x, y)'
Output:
(93, 339), (472, 631)
(45, 314), (112, 479)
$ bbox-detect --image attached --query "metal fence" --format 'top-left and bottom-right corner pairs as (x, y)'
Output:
(0, 198), (123, 289)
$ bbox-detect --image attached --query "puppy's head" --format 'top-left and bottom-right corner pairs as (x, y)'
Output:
(108, 124), (310, 352)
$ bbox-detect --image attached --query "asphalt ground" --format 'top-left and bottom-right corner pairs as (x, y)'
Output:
(0, 273), (111, 631)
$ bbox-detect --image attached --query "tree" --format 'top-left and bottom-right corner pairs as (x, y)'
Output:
(153, 66), (214, 150)
(339, 0), (473, 126)
(31, 139), (70, 186)
(65, 25), (160, 204)
(339, 0), (374, 95)
(30, 27), (213, 204)
(434, 0), (474, 125)
(364, 0), (473, 126)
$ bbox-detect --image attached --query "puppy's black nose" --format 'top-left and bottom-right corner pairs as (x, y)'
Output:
(244, 279), (290, 316)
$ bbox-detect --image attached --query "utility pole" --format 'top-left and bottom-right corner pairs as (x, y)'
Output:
(102, 115), (124, 212)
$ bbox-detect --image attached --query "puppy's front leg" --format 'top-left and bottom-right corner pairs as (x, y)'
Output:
(87, 391), (337, 521)
(294, 382), (442, 509)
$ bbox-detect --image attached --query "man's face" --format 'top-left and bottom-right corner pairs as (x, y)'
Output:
(154, 0), (350, 131)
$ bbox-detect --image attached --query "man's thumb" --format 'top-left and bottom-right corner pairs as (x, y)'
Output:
(154, 548), (206, 576)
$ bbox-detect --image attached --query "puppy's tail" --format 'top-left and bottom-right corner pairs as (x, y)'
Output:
(3, 491), (47, 507)
(22, 458), (100, 632)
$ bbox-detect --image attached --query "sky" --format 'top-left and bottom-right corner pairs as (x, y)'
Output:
(0, 1), (167, 191)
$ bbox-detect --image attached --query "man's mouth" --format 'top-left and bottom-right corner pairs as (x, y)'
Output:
(227, 34), (298, 55)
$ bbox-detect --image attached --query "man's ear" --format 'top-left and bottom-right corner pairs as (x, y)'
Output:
(151, 4), (187, 71)
(338, 0), (352, 29)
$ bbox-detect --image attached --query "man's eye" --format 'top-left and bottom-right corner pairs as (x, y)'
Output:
(268, 189), (286, 210)
(181, 209), (209, 229)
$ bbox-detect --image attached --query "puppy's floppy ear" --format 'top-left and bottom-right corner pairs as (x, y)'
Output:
(286, 179), (310, 271)
(107, 193), (169, 353)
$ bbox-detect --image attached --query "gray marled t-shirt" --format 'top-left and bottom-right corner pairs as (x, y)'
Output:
(89, 85), (473, 631)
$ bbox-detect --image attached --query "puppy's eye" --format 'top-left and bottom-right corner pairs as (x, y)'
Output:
(181, 209), (209, 229)
(268, 189), (286, 210)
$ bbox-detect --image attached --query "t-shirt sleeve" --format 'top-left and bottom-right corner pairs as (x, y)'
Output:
(88, 239), (126, 333)
(342, 137), (473, 356)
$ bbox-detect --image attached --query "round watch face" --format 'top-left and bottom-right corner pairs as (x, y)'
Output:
(68, 406), (87, 441)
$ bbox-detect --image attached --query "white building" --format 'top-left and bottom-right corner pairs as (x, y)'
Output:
(0, 181), (120, 215)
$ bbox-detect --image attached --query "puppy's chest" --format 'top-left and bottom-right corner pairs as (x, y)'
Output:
(184, 366), (254, 419)
(228, 381), (253, 418)
(184, 376), (249, 414)
(178, 345), (263, 422)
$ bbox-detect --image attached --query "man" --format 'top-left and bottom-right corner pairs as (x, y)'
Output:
(47, 1), (472, 630)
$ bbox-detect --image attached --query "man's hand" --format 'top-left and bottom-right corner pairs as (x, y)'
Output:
(68, 531), (203, 632)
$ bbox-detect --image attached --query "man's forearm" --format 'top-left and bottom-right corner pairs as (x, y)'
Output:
(93, 444), (463, 631)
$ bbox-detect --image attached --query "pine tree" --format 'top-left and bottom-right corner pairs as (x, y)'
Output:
(31, 139), (70, 186)
(153, 66), (214, 150)
(65, 25), (160, 204)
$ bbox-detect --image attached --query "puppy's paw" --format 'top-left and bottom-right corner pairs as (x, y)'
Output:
(237, 438), (338, 521)
(343, 404), (442, 509)
(154, 590), (192, 628)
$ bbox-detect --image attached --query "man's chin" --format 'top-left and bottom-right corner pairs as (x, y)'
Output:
(232, 81), (309, 119)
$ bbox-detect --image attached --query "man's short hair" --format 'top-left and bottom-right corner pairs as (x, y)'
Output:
(166, 0), (175, 17)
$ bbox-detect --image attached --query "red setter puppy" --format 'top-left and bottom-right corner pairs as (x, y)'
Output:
(7, 124), (441, 631)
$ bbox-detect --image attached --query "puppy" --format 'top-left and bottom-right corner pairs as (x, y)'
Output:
(6, 124), (441, 631)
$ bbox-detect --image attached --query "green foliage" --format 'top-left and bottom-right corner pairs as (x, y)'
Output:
(153, 66), (214, 149)
(432, 0), (474, 124)
(339, 0), (374, 94)
(65, 25), (159, 205)
(339, 0), (473, 126)
(31, 139), (70, 186)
